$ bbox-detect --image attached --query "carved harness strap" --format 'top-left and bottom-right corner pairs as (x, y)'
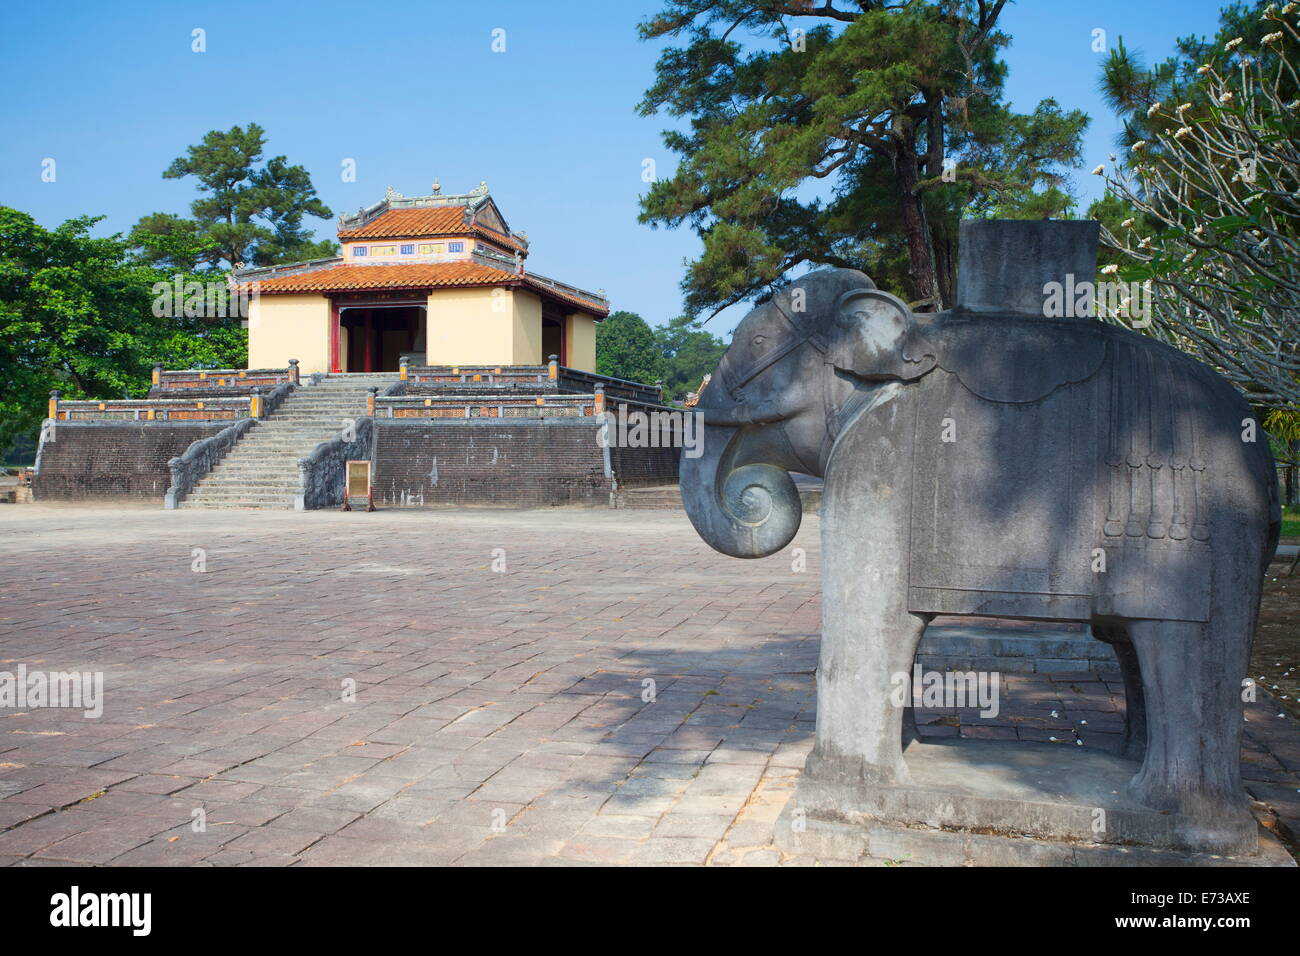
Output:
(718, 297), (826, 400)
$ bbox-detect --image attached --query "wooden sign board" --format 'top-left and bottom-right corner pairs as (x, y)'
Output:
(346, 460), (371, 497)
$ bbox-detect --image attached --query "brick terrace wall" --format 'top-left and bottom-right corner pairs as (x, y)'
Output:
(373, 420), (612, 508)
(609, 442), (680, 486)
(34, 422), (226, 501)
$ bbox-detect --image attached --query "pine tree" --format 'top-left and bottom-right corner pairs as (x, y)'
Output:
(637, 1), (1088, 315)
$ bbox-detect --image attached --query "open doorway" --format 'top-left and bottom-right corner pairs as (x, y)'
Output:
(337, 304), (426, 372)
(542, 305), (566, 366)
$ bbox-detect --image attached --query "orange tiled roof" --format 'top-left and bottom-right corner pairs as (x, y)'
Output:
(521, 274), (609, 316)
(250, 262), (510, 293)
(337, 207), (526, 252)
(246, 262), (607, 316)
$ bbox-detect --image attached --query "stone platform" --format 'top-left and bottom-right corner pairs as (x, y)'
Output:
(776, 737), (1295, 866)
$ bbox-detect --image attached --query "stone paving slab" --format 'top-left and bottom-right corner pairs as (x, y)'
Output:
(0, 505), (1295, 866)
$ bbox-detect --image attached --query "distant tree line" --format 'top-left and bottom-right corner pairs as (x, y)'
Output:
(0, 123), (336, 460)
(595, 311), (726, 402)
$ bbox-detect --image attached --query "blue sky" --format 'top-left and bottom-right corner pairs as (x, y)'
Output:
(0, 0), (1231, 335)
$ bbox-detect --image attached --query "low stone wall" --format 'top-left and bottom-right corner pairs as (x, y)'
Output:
(372, 419), (611, 508)
(33, 422), (228, 501)
(609, 442), (680, 485)
(917, 623), (1119, 677)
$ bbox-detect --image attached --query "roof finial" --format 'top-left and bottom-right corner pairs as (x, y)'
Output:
(431, 178), (440, 194)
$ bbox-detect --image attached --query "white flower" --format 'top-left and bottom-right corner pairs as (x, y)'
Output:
(1194, 224), (1206, 236)
(1263, 31), (1284, 43)
(1138, 236), (1153, 249)
(1101, 264), (1120, 275)
(1197, 64), (1211, 74)
(1092, 164), (1105, 176)
(1147, 101), (1162, 117)
(1174, 126), (1193, 140)
(1182, 251), (1196, 263)
(1220, 90), (1235, 104)
(1121, 218), (1135, 229)
(1132, 140), (1147, 151)
(1177, 102), (1192, 114)
(1225, 37), (1244, 50)
(1283, 2), (1297, 14)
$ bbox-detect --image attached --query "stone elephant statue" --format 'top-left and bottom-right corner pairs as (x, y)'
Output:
(681, 266), (1280, 854)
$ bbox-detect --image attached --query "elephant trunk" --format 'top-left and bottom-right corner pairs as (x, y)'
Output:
(680, 424), (802, 559)
(699, 397), (789, 428)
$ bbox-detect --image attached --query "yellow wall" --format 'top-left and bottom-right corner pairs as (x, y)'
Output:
(425, 287), (542, 366)
(565, 312), (597, 373)
(248, 288), (599, 373)
(512, 291), (543, 365)
(248, 294), (331, 373)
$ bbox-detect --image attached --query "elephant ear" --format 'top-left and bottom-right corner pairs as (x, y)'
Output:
(935, 317), (1107, 403)
(828, 288), (938, 382)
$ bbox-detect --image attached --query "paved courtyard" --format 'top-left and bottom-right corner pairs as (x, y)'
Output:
(0, 504), (1296, 866)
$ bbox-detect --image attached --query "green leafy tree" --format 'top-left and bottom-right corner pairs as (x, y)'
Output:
(654, 315), (727, 401)
(0, 207), (246, 451)
(131, 123), (336, 271)
(1088, 1), (1299, 413)
(637, 0), (1088, 315)
(1098, 2), (1297, 156)
(596, 310), (664, 385)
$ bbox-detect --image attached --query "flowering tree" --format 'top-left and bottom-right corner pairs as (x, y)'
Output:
(1094, 4), (1299, 415)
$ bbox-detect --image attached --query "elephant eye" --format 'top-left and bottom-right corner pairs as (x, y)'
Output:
(752, 334), (766, 347)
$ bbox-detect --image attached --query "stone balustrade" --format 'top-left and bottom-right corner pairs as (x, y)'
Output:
(49, 395), (255, 422)
(151, 362), (299, 391)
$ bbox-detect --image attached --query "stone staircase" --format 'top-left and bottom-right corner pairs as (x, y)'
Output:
(180, 373), (397, 509)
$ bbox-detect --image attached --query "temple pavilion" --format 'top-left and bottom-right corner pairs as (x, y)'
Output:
(235, 181), (609, 374)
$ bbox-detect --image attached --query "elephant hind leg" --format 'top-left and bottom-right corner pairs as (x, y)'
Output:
(1125, 619), (1254, 849)
(1093, 624), (1146, 761)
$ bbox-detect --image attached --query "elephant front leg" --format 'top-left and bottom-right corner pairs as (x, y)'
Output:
(805, 601), (929, 791)
(801, 394), (923, 808)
